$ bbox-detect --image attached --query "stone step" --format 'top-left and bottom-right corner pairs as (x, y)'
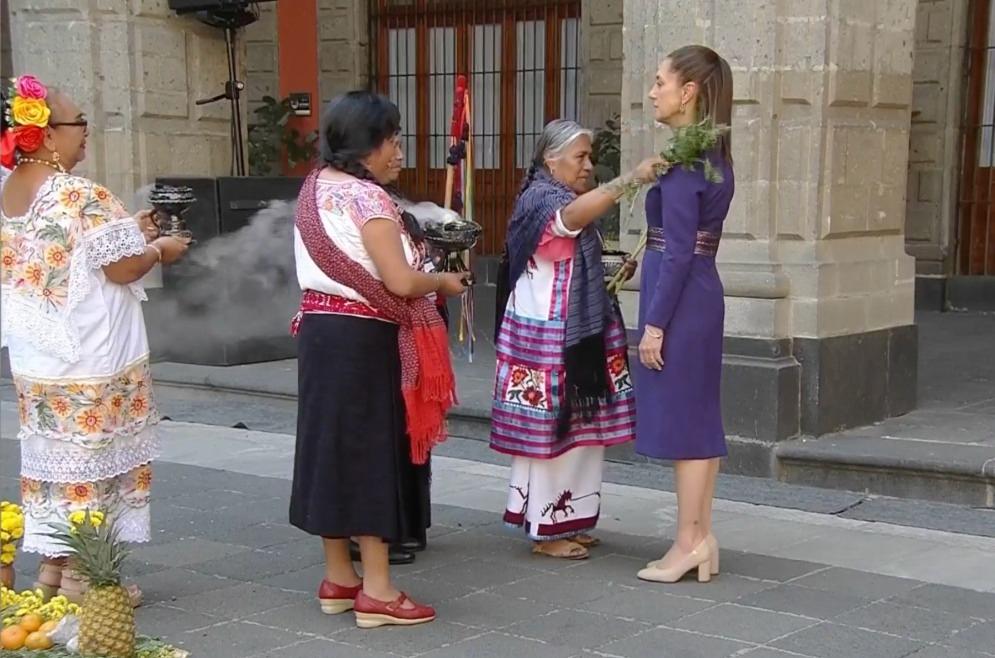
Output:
(448, 408), (995, 508)
(146, 361), (995, 509)
(774, 435), (995, 508)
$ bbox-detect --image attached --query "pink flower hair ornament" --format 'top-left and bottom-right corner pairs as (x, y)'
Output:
(2, 75), (53, 167)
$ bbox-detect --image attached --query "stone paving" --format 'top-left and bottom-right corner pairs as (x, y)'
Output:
(3, 428), (995, 658)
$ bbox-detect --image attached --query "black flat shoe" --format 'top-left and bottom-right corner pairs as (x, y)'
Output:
(349, 540), (416, 565)
(399, 539), (427, 552)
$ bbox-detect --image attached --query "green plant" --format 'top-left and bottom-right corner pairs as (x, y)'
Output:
(248, 95), (318, 176)
(591, 115), (622, 244)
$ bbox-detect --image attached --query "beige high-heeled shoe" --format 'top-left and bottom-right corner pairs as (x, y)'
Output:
(646, 533), (719, 576)
(637, 539), (712, 583)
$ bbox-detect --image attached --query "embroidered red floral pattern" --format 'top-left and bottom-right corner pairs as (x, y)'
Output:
(504, 366), (551, 410)
(607, 351), (633, 395)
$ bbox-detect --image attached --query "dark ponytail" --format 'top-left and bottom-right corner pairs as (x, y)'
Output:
(666, 45), (734, 165)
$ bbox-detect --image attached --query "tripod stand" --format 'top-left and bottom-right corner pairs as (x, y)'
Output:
(195, 12), (252, 175)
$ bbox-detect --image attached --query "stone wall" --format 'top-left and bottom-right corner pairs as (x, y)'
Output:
(580, 0), (623, 129)
(7, 0), (236, 201)
(906, 0), (970, 276)
(1, 1), (12, 78)
(244, 0), (368, 118)
(318, 0), (370, 102)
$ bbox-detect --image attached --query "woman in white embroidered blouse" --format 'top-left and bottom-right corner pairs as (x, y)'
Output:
(0, 79), (189, 604)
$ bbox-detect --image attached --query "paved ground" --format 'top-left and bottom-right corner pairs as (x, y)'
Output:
(3, 418), (995, 658)
(141, 311), (995, 505)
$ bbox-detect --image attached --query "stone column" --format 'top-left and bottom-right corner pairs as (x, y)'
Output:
(318, 0), (369, 103)
(621, 0), (918, 474)
(579, 0), (623, 129)
(8, 0), (236, 201)
(245, 2), (279, 118)
(907, 0), (970, 304)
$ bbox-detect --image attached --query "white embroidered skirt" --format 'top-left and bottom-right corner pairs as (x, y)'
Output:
(502, 446), (605, 541)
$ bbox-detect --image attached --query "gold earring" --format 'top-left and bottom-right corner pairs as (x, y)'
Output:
(51, 151), (67, 173)
(679, 101), (687, 114)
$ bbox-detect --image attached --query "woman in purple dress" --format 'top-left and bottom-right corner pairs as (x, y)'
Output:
(634, 46), (735, 584)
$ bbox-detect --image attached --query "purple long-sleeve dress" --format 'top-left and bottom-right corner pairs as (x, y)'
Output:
(634, 159), (734, 460)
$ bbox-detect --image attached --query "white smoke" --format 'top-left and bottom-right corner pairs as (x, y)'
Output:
(135, 186), (460, 360)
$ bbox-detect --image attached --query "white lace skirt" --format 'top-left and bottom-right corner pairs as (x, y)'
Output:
(11, 354), (160, 557)
(21, 464), (153, 557)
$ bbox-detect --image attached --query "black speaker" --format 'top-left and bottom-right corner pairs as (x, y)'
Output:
(145, 175), (303, 367)
(217, 176), (303, 233)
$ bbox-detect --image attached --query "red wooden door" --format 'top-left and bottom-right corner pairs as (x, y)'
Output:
(959, 0), (995, 275)
(370, 0), (580, 255)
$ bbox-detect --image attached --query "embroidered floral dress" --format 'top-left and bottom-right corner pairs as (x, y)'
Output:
(1, 173), (158, 556)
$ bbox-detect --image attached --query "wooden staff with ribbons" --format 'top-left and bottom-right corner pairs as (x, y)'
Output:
(443, 75), (477, 361)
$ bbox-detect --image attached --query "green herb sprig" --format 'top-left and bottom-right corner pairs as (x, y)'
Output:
(604, 121), (729, 297)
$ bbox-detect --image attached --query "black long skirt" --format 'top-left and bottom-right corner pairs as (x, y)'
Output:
(289, 313), (430, 543)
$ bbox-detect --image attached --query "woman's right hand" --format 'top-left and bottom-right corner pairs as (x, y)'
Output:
(436, 272), (469, 297)
(153, 236), (191, 265)
(631, 156), (669, 184)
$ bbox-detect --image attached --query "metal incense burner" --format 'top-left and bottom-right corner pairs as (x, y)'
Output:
(148, 184), (197, 243)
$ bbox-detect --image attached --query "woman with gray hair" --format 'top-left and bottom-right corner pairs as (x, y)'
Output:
(490, 119), (663, 559)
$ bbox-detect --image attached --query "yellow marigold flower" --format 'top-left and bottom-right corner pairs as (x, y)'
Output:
(11, 96), (51, 128)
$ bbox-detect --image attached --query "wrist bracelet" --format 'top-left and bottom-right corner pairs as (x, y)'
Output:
(645, 327), (663, 338)
(148, 244), (162, 263)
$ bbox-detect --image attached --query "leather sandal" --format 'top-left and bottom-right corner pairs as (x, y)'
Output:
(531, 539), (589, 560)
(33, 563), (64, 600)
(59, 568), (143, 608)
(571, 533), (601, 548)
(353, 591), (436, 629)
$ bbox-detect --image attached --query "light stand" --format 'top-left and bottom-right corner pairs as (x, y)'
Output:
(194, 5), (258, 176)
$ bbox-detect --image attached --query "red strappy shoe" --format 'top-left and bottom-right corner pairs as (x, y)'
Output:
(317, 579), (363, 614)
(353, 590), (436, 628)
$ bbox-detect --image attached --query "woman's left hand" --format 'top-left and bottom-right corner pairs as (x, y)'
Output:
(621, 257), (638, 282)
(639, 325), (665, 370)
(135, 210), (160, 243)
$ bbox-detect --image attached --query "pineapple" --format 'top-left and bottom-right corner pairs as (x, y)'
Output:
(50, 511), (135, 658)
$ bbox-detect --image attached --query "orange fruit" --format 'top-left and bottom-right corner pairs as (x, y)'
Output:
(1, 624), (28, 650)
(25, 630), (54, 650)
(39, 619), (59, 633)
(19, 613), (43, 632)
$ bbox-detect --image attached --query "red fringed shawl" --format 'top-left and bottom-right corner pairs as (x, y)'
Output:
(294, 169), (455, 463)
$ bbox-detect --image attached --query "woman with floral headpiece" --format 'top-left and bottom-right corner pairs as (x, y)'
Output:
(0, 76), (189, 604)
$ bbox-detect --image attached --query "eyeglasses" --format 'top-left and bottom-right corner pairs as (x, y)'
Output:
(49, 120), (88, 129)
